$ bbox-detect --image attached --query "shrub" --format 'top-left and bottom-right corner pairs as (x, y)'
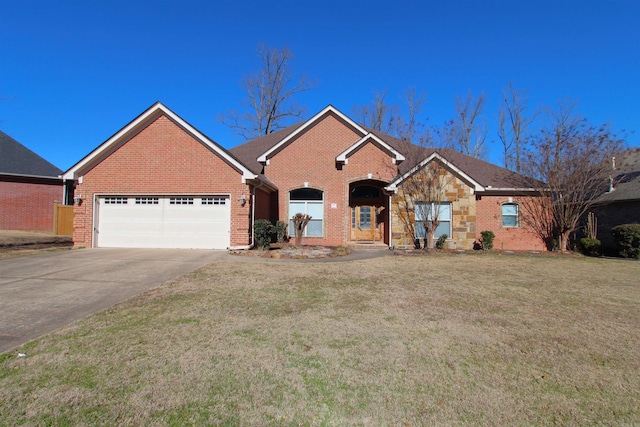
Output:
(274, 221), (288, 243)
(435, 234), (448, 250)
(480, 230), (495, 251)
(579, 237), (601, 256)
(254, 219), (275, 250)
(611, 223), (640, 259)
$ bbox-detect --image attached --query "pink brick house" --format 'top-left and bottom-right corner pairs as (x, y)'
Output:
(63, 102), (545, 251)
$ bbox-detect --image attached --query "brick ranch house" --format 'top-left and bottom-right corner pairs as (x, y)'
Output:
(62, 102), (546, 251)
(0, 130), (69, 232)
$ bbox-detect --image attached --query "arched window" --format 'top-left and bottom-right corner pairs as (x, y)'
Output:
(289, 188), (323, 237)
(502, 203), (519, 227)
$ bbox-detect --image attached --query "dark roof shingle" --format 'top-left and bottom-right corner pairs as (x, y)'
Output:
(0, 131), (62, 177)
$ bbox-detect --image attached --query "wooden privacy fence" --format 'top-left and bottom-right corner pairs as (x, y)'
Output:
(54, 203), (74, 236)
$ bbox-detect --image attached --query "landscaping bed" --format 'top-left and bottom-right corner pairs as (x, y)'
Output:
(229, 244), (351, 259)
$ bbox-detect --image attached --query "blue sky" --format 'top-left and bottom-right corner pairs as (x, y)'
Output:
(1, 0), (639, 171)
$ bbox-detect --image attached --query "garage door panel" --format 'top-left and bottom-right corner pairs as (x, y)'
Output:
(96, 196), (230, 249)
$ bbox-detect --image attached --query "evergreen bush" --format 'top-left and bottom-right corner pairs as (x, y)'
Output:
(611, 223), (640, 259)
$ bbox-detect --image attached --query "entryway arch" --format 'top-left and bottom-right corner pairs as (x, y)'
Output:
(348, 180), (388, 245)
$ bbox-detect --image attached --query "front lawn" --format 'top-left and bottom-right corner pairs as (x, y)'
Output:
(1, 253), (639, 425)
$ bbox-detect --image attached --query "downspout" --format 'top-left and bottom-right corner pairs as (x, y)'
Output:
(388, 192), (393, 249)
(62, 178), (67, 205)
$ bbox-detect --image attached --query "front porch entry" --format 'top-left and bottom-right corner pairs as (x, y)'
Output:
(349, 181), (388, 245)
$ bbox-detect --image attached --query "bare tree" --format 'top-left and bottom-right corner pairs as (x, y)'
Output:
(520, 101), (625, 252)
(353, 90), (399, 135)
(397, 87), (426, 141)
(220, 44), (314, 139)
(450, 91), (487, 158)
(393, 146), (457, 250)
(497, 82), (536, 172)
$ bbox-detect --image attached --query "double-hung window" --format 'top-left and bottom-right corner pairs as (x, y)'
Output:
(289, 188), (323, 237)
(502, 203), (519, 227)
(415, 202), (451, 239)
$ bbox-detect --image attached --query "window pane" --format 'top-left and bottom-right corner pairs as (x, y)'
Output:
(289, 202), (306, 216)
(415, 203), (427, 221)
(359, 206), (371, 228)
(307, 202), (323, 219)
(289, 220), (295, 236)
(290, 188), (323, 200)
(429, 203), (451, 220)
(503, 215), (518, 227)
(415, 221), (426, 238)
(438, 203), (451, 220)
(502, 204), (518, 215)
(434, 221), (450, 238)
(307, 220), (322, 236)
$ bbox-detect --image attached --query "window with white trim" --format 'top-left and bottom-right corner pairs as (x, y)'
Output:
(415, 202), (451, 239)
(170, 197), (194, 205)
(104, 197), (128, 204)
(502, 203), (519, 227)
(288, 188), (323, 237)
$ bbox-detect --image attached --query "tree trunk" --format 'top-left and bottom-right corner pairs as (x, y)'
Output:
(559, 230), (572, 253)
(426, 230), (436, 251)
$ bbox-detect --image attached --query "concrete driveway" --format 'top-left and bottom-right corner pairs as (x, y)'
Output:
(0, 248), (229, 353)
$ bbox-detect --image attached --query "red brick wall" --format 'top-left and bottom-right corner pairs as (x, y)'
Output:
(72, 115), (251, 248)
(263, 113), (397, 246)
(0, 180), (62, 232)
(253, 187), (272, 221)
(475, 195), (547, 251)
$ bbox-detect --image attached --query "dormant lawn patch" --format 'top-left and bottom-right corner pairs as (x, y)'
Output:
(1, 254), (639, 425)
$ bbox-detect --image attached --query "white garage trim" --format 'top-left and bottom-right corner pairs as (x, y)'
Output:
(95, 195), (230, 249)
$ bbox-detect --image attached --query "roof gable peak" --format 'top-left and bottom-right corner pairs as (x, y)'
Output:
(257, 105), (368, 164)
(62, 102), (257, 182)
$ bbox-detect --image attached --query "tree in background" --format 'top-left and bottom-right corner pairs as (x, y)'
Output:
(353, 90), (400, 135)
(449, 91), (487, 158)
(220, 44), (315, 139)
(497, 82), (537, 173)
(520, 101), (625, 252)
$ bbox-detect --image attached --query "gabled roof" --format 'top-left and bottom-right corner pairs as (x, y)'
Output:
(387, 147), (539, 193)
(597, 148), (640, 203)
(230, 105), (537, 193)
(256, 105), (369, 164)
(62, 102), (259, 183)
(0, 130), (62, 178)
(230, 123), (305, 174)
(336, 132), (405, 165)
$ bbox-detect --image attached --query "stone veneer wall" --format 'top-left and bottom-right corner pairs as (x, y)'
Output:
(391, 170), (476, 249)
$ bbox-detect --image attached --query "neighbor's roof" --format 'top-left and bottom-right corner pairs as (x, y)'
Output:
(0, 130), (62, 178)
(597, 148), (640, 203)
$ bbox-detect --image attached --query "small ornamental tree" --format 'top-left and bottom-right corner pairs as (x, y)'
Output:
(292, 213), (311, 246)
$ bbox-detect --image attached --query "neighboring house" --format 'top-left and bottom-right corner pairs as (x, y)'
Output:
(590, 148), (640, 253)
(0, 130), (67, 232)
(63, 102), (546, 251)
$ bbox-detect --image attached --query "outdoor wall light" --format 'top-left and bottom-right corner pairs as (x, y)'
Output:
(239, 194), (246, 206)
(73, 194), (83, 206)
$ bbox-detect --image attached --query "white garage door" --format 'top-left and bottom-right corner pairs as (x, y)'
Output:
(96, 196), (230, 249)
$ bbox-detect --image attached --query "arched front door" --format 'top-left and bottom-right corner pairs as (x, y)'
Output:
(349, 182), (387, 243)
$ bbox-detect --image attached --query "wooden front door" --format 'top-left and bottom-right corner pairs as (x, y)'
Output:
(351, 206), (380, 242)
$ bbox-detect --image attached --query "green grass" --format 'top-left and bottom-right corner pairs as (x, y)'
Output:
(1, 253), (639, 426)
